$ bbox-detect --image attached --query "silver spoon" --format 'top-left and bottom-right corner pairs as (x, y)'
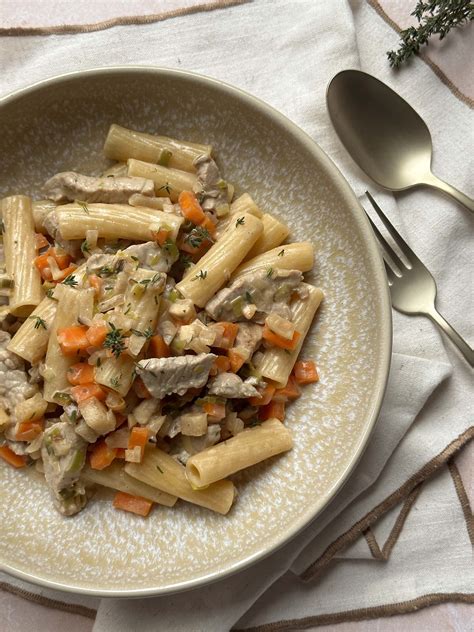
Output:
(326, 69), (474, 213)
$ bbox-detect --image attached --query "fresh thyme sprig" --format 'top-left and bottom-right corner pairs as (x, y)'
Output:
(387, 0), (473, 68)
(29, 315), (47, 330)
(192, 270), (208, 281)
(104, 323), (126, 359)
(62, 274), (78, 287)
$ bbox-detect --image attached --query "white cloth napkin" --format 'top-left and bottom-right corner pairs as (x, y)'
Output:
(0, 1), (472, 630)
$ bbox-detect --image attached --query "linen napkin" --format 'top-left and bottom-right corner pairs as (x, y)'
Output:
(0, 1), (472, 630)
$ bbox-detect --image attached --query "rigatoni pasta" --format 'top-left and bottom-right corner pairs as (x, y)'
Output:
(2, 195), (43, 316)
(0, 125), (324, 521)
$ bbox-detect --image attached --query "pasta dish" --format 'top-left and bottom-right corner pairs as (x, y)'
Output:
(0, 125), (323, 517)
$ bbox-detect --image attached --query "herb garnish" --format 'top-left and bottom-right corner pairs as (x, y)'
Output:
(62, 274), (78, 287)
(387, 0), (473, 68)
(29, 315), (47, 330)
(76, 200), (90, 214)
(244, 291), (253, 303)
(46, 288), (55, 298)
(192, 270), (208, 281)
(104, 323), (126, 359)
(131, 327), (154, 340)
(139, 273), (162, 288)
(110, 376), (121, 388)
(235, 216), (245, 226)
(187, 226), (212, 249)
(156, 465), (164, 473)
(157, 183), (172, 195)
(266, 267), (273, 278)
(278, 249), (285, 257)
(81, 240), (90, 254)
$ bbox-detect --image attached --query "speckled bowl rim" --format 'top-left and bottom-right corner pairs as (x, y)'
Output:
(0, 66), (392, 598)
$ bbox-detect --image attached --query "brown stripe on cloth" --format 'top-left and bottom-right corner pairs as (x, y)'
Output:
(366, 0), (474, 109)
(448, 460), (474, 546)
(0, 0), (250, 36)
(363, 483), (423, 561)
(0, 581), (96, 619)
(234, 593), (474, 631)
(299, 427), (473, 582)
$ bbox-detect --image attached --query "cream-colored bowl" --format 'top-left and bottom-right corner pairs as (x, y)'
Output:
(0, 67), (391, 597)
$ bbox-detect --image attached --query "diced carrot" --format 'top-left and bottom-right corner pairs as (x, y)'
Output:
(89, 274), (103, 296)
(149, 334), (170, 358)
(262, 324), (301, 350)
(55, 264), (78, 282)
(249, 383), (276, 407)
(228, 348), (245, 373)
(90, 439), (117, 470)
(0, 446), (27, 468)
(152, 227), (172, 246)
(293, 360), (319, 385)
(34, 251), (52, 279)
(15, 419), (44, 442)
(128, 427), (149, 461)
(201, 401), (227, 421)
(258, 400), (286, 422)
(178, 191), (207, 225)
(57, 325), (90, 356)
(113, 491), (153, 517)
(273, 375), (301, 402)
(35, 233), (50, 250)
(67, 362), (95, 386)
(133, 377), (152, 399)
(200, 215), (216, 237)
(50, 247), (72, 270)
(71, 384), (106, 404)
(210, 355), (231, 376)
(212, 322), (239, 349)
(86, 323), (108, 348)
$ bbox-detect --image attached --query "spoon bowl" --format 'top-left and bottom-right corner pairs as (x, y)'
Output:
(327, 69), (474, 212)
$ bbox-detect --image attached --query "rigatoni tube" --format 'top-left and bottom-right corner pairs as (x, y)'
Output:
(257, 284), (324, 387)
(57, 203), (182, 241)
(244, 213), (290, 260)
(7, 297), (57, 364)
(125, 448), (235, 515)
(176, 212), (263, 308)
(233, 242), (314, 279)
(127, 159), (198, 202)
(2, 195), (43, 316)
(104, 124), (211, 173)
(186, 418), (293, 487)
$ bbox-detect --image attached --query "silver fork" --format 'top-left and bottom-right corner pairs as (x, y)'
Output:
(365, 192), (474, 367)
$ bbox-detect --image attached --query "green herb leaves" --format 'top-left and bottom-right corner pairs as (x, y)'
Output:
(104, 323), (125, 359)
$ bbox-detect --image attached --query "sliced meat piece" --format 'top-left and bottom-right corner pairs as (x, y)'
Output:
(208, 372), (260, 398)
(43, 210), (81, 257)
(193, 155), (229, 215)
(205, 269), (303, 323)
(0, 331), (37, 418)
(43, 171), (155, 204)
(137, 353), (217, 400)
(41, 421), (88, 516)
(234, 322), (263, 361)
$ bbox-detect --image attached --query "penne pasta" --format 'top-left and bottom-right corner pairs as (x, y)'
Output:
(101, 162), (128, 177)
(104, 124), (211, 173)
(128, 194), (170, 210)
(257, 283), (324, 387)
(232, 242), (314, 279)
(7, 297), (57, 364)
(43, 287), (94, 403)
(2, 195), (43, 316)
(186, 418), (293, 487)
(83, 462), (177, 507)
(125, 448), (235, 515)
(57, 202), (182, 241)
(244, 213), (290, 260)
(127, 159), (198, 202)
(176, 212), (263, 307)
(230, 193), (263, 218)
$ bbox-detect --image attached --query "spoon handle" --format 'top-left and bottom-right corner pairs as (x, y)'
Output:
(424, 173), (474, 213)
(426, 308), (474, 367)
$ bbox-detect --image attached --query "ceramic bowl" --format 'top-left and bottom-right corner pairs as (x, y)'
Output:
(0, 67), (391, 597)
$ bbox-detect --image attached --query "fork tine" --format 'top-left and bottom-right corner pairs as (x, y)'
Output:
(365, 211), (405, 273)
(365, 192), (423, 266)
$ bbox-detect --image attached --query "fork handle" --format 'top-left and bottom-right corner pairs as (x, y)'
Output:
(424, 173), (474, 214)
(427, 308), (474, 367)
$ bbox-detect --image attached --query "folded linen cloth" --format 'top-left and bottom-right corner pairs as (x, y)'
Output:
(0, 1), (472, 630)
